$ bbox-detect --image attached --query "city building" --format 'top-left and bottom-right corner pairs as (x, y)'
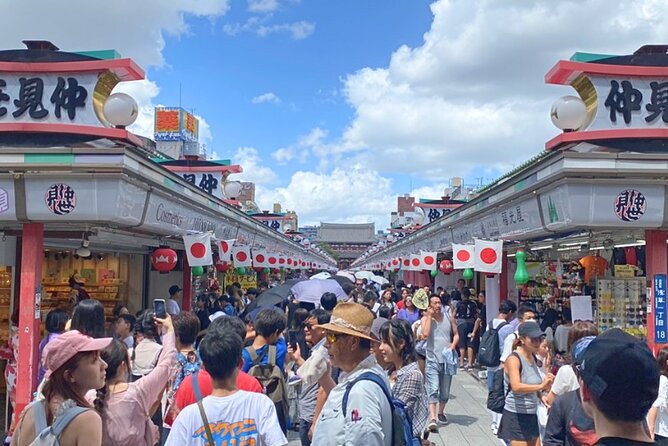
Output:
(317, 222), (376, 269)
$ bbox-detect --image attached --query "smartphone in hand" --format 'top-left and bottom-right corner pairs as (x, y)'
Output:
(153, 299), (167, 319)
(288, 330), (298, 350)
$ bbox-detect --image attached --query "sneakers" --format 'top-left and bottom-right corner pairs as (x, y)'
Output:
(428, 419), (438, 432)
(438, 414), (448, 425)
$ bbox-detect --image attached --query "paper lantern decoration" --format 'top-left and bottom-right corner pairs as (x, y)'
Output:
(514, 250), (529, 285)
(237, 267), (246, 275)
(191, 266), (204, 277)
(151, 247), (177, 274)
(439, 260), (454, 275)
(430, 269), (438, 278)
(215, 259), (231, 273)
(463, 268), (474, 281)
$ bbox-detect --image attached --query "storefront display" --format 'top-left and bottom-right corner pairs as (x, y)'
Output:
(0, 267), (12, 343)
(41, 251), (128, 322)
(596, 277), (647, 339)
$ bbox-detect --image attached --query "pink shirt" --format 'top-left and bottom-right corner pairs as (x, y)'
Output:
(87, 330), (176, 446)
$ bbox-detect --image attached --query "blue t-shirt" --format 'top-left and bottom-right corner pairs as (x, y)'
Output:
(241, 337), (287, 373)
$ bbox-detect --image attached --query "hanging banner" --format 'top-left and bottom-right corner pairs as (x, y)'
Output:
(215, 239), (236, 261)
(183, 233), (213, 267)
(253, 250), (268, 268)
(452, 244), (475, 269)
(474, 239), (503, 274)
(420, 252), (438, 271)
(232, 245), (252, 268)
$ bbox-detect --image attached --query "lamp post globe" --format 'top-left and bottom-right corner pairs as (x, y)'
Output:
(103, 93), (139, 128)
(550, 95), (586, 131)
(223, 181), (243, 199)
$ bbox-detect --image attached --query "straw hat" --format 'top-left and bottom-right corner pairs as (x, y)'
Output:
(314, 302), (375, 341)
(412, 288), (429, 310)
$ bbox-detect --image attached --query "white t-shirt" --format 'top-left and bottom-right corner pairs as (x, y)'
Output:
(500, 330), (518, 363)
(166, 391), (287, 446)
(653, 375), (668, 437)
(554, 324), (571, 353)
(551, 364), (579, 396)
(167, 298), (181, 315)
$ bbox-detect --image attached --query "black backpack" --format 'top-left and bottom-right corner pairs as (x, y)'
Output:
(477, 321), (508, 367)
(486, 352), (521, 413)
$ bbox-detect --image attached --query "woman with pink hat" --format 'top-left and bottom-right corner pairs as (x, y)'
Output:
(10, 330), (112, 446)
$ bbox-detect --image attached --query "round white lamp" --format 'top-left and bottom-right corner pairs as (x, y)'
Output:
(103, 93), (139, 128)
(550, 96), (586, 131)
(223, 181), (243, 200)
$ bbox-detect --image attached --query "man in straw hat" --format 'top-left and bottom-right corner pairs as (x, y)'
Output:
(311, 302), (393, 446)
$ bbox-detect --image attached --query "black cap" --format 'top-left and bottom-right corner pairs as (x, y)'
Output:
(517, 321), (545, 339)
(578, 329), (659, 421)
(169, 285), (182, 296)
(246, 288), (258, 296)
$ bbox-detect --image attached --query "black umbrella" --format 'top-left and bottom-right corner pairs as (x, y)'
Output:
(330, 275), (355, 295)
(244, 279), (305, 314)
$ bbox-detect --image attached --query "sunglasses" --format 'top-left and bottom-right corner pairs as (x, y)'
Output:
(304, 323), (314, 330)
(326, 331), (348, 344)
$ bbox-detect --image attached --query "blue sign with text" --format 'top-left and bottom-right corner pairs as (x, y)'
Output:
(655, 274), (667, 343)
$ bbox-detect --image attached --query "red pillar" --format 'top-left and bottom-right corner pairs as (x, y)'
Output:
(15, 223), (43, 418)
(645, 230), (667, 354)
(182, 253), (191, 311)
(499, 251), (509, 301)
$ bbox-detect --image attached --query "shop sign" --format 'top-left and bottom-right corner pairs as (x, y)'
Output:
(146, 194), (220, 234)
(590, 77), (668, 130)
(0, 187), (8, 214)
(45, 183), (76, 215)
(180, 172), (223, 199)
(418, 206), (454, 224)
(614, 189), (646, 222)
(154, 107), (199, 142)
(451, 196), (542, 243)
(540, 184), (664, 230)
(223, 271), (257, 292)
(0, 73), (99, 127)
(655, 274), (667, 344)
(24, 178), (146, 223)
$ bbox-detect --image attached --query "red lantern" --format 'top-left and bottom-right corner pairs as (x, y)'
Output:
(439, 259), (454, 275)
(215, 259), (231, 272)
(151, 247), (177, 274)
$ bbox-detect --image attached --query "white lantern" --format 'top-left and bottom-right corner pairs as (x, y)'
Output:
(103, 93), (139, 128)
(550, 95), (586, 131)
(223, 181), (243, 199)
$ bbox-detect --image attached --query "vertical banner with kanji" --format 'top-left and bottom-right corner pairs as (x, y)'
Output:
(655, 274), (667, 344)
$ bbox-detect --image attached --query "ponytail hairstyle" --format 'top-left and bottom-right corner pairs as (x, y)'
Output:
(94, 339), (129, 414)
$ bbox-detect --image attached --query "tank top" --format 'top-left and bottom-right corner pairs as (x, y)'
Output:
(503, 351), (542, 414)
(426, 309), (452, 364)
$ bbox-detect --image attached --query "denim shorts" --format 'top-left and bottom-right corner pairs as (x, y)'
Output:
(425, 360), (453, 404)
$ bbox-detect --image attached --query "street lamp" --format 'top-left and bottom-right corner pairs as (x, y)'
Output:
(103, 93), (139, 128)
(550, 95), (586, 131)
(223, 180), (243, 200)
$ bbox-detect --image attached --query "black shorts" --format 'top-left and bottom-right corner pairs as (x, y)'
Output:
(497, 409), (540, 442)
(457, 320), (475, 349)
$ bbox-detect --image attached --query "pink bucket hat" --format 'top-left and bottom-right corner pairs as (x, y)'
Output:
(43, 330), (112, 375)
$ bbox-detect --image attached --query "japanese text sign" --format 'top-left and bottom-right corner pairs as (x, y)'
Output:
(655, 274), (667, 343)
(0, 73), (97, 126)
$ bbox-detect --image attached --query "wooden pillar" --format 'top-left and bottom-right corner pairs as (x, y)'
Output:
(15, 223), (43, 418)
(646, 230), (668, 354)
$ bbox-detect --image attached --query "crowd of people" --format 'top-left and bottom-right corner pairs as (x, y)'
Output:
(2, 274), (666, 446)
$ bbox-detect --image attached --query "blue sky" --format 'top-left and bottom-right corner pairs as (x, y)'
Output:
(5, 0), (666, 229)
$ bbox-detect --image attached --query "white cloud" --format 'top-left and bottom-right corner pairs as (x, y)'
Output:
(0, 0), (231, 70)
(271, 127), (327, 164)
(256, 165), (394, 228)
(234, 146), (279, 185)
(252, 92), (281, 104)
(330, 0), (668, 182)
(248, 0), (280, 13)
(224, 17), (315, 39)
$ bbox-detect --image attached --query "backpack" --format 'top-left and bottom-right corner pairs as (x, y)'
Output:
(477, 321), (508, 367)
(29, 400), (89, 446)
(342, 371), (421, 446)
(486, 352), (522, 414)
(245, 345), (288, 429)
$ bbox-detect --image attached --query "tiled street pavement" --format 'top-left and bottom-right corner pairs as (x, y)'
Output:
(288, 370), (503, 446)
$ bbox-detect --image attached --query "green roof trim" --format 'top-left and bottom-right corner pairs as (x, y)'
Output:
(570, 52), (617, 62)
(74, 50), (122, 60)
(475, 151), (551, 195)
(209, 159), (231, 166)
(24, 153), (75, 164)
